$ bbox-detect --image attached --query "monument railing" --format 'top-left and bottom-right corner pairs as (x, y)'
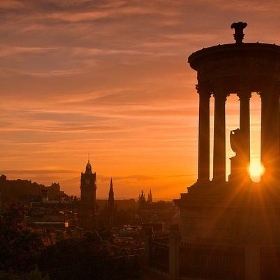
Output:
(260, 246), (280, 280)
(146, 227), (251, 279)
(150, 236), (169, 273)
(179, 242), (245, 280)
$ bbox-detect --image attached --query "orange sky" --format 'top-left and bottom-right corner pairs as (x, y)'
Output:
(1, 0), (280, 200)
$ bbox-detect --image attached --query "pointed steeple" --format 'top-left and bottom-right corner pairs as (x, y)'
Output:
(108, 178), (115, 228)
(109, 178), (114, 201)
(141, 190), (145, 201)
(138, 190), (146, 211)
(85, 160), (92, 174)
(147, 188), (152, 203)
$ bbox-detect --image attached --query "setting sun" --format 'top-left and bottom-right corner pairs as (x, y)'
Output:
(249, 162), (265, 178)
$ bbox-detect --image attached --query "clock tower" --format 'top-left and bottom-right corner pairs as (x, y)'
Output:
(80, 160), (97, 228)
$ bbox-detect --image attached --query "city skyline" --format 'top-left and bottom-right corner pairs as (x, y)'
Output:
(1, 0), (280, 199)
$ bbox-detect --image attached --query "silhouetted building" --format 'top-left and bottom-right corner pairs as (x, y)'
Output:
(79, 160), (97, 229)
(138, 190), (146, 211)
(138, 189), (153, 210)
(108, 178), (114, 228)
(0, 175), (63, 208)
(147, 189), (152, 203)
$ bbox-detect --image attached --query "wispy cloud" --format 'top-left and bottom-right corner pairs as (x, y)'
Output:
(0, 0), (279, 198)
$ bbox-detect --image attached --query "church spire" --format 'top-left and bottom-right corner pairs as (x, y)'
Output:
(108, 178), (115, 228)
(85, 159), (92, 174)
(147, 188), (152, 203)
(109, 178), (114, 201)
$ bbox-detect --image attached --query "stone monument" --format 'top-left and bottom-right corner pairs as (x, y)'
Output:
(175, 22), (280, 279)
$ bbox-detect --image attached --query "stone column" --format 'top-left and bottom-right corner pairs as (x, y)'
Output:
(238, 91), (251, 179)
(213, 91), (227, 182)
(197, 86), (211, 183)
(279, 92), (280, 177)
(260, 81), (280, 182)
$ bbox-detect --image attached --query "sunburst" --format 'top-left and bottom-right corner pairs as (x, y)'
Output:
(249, 162), (265, 178)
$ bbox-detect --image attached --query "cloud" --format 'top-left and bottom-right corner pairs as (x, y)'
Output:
(1, 0), (279, 199)
(0, 1), (25, 9)
(1, 169), (75, 175)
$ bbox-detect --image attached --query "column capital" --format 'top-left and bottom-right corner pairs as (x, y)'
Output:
(237, 91), (252, 100)
(196, 83), (212, 98)
(213, 91), (229, 102)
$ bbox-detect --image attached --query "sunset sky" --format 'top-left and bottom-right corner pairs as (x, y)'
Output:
(1, 0), (280, 200)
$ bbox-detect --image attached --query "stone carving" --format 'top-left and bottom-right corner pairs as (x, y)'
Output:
(231, 22), (247, 44)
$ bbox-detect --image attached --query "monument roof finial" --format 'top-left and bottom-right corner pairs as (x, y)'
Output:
(231, 22), (247, 44)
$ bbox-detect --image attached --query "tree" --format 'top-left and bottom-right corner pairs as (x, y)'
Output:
(0, 203), (44, 273)
(37, 233), (142, 279)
